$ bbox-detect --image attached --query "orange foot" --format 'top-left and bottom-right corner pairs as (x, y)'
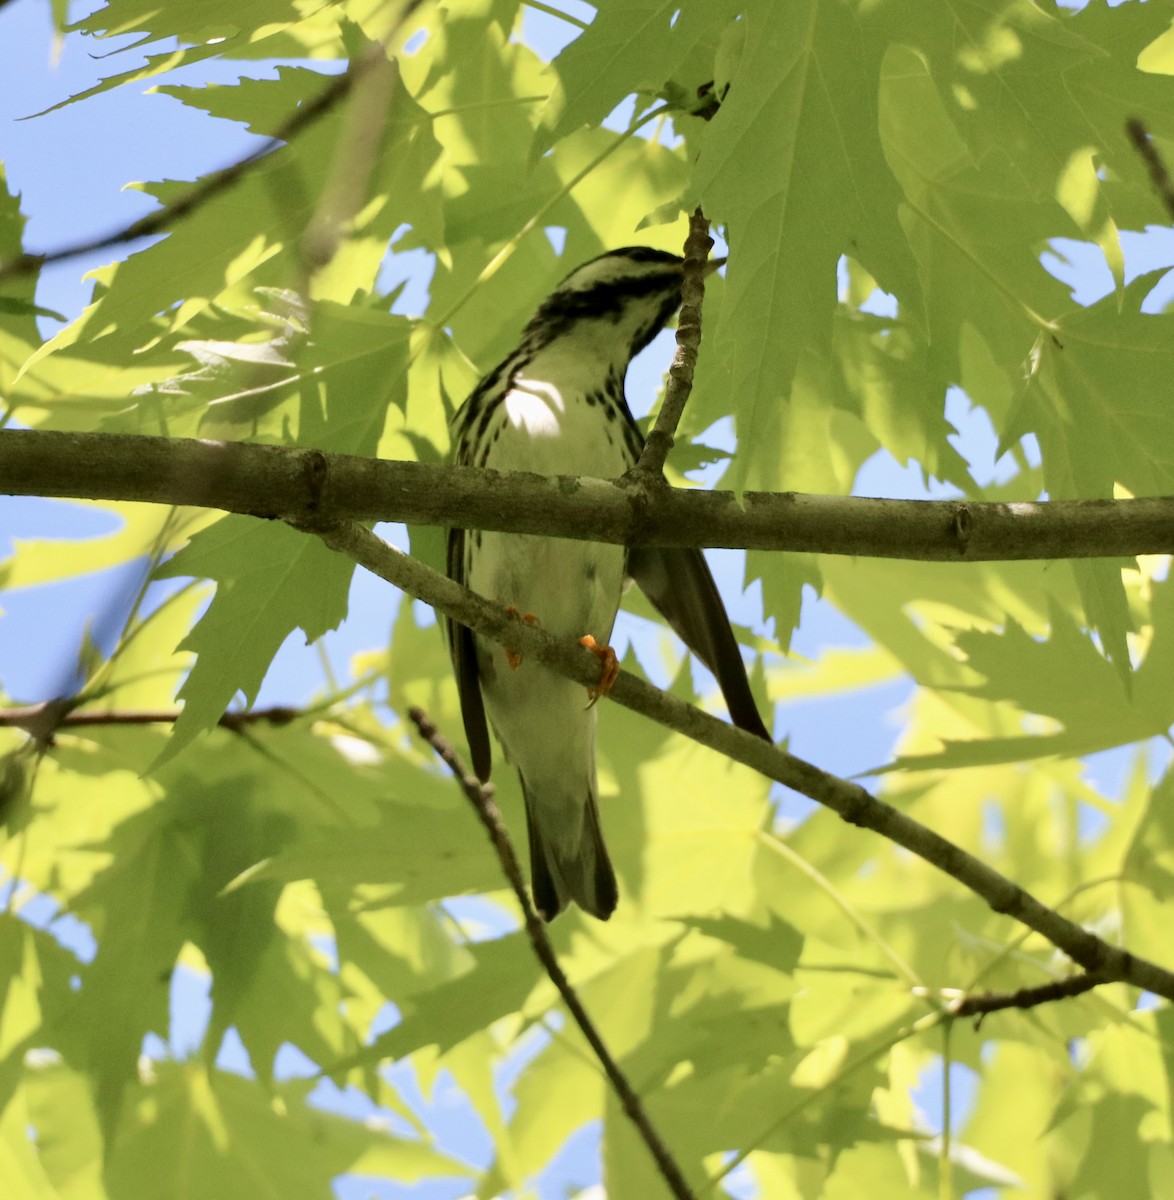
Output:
(579, 635), (620, 707)
(504, 606), (539, 670)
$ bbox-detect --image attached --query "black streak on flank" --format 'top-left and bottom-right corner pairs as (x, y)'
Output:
(470, 400), (494, 456)
(620, 420), (643, 464)
(452, 354), (525, 465)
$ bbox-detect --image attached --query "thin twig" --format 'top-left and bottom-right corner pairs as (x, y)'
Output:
(0, 702), (301, 743)
(305, 517), (1174, 1002)
(1126, 118), (1174, 224)
(632, 207), (714, 481)
(4, 428), (1174, 561)
(0, 6), (424, 283)
(431, 100), (673, 331)
(947, 972), (1105, 1019)
(406, 706), (699, 1200)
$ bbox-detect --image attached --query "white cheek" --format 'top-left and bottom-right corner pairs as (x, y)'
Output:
(505, 379), (564, 437)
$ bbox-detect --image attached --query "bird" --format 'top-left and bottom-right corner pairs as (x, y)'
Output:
(446, 246), (770, 922)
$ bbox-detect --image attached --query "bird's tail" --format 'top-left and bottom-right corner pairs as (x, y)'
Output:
(523, 783), (618, 921)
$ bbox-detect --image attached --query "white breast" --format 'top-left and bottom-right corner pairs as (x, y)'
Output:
(486, 366), (632, 480)
(470, 354), (631, 642)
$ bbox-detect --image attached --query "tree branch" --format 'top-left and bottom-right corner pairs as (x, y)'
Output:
(0, 702), (301, 744)
(406, 706), (699, 1200)
(0, 5), (423, 283)
(300, 517), (1174, 1001)
(632, 207), (713, 481)
(3, 428), (1173, 560)
(948, 973), (1105, 1019)
(18, 695), (1122, 1021)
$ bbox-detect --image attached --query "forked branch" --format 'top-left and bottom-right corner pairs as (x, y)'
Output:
(303, 516), (1174, 1002)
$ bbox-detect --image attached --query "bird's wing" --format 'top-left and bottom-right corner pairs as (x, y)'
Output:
(446, 527), (493, 781)
(628, 546), (770, 741)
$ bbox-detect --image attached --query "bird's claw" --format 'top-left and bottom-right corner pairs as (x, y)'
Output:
(579, 635), (619, 707)
(504, 606), (539, 670)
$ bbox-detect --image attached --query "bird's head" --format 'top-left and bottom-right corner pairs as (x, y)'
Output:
(519, 246), (721, 367)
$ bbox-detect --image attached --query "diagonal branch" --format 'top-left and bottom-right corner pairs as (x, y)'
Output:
(407, 706), (699, 1200)
(3, 429), (1174, 560)
(300, 515), (1174, 1002)
(0, 3), (424, 283)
